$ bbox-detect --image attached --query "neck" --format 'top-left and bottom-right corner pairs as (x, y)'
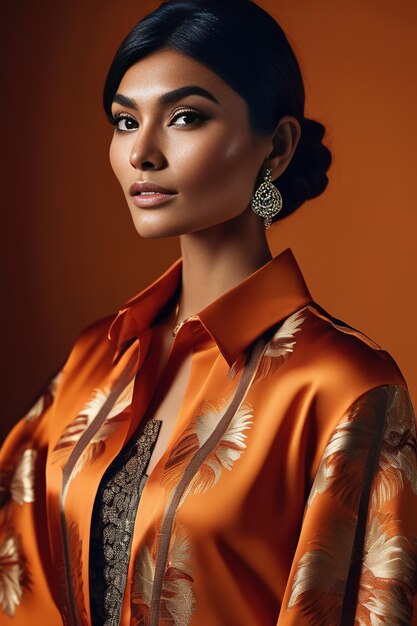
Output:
(176, 209), (273, 322)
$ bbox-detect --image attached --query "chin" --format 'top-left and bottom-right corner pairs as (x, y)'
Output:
(129, 208), (235, 239)
(130, 214), (186, 239)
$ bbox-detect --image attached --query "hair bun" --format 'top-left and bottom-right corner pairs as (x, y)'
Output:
(274, 116), (332, 221)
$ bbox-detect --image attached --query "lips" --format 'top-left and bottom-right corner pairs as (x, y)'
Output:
(129, 181), (177, 209)
(129, 181), (177, 196)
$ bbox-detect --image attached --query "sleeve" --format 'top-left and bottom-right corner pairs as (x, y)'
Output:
(0, 366), (65, 623)
(277, 383), (417, 626)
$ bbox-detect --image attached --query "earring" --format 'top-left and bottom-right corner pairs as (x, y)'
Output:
(250, 168), (283, 229)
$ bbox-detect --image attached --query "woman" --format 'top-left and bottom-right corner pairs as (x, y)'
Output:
(1, 1), (416, 625)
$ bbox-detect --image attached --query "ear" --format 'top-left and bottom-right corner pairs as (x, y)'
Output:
(266, 116), (301, 180)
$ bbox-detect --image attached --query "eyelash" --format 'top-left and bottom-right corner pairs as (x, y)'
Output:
(107, 108), (208, 132)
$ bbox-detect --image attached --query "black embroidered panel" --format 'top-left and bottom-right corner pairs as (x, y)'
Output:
(89, 417), (162, 626)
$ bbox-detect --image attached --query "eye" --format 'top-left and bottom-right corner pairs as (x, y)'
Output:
(107, 113), (138, 133)
(169, 109), (208, 127)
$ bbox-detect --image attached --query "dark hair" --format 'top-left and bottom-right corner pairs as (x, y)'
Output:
(103, 0), (332, 221)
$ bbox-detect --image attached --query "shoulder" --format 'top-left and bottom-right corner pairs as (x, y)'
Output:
(286, 302), (408, 410)
(284, 303), (414, 480)
(304, 302), (404, 378)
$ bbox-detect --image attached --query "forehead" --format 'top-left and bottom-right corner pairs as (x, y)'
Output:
(115, 48), (245, 109)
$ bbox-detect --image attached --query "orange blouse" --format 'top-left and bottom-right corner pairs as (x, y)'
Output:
(1, 247), (417, 626)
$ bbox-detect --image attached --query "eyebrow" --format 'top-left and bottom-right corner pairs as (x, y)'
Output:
(112, 85), (220, 109)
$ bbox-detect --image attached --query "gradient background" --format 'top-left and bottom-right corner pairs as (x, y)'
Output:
(1, 0), (416, 442)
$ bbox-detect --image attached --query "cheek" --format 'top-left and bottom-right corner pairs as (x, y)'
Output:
(172, 129), (258, 197)
(172, 133), (253, 179)
(108, 141), (117, 175)
(109, 138), (126, 184)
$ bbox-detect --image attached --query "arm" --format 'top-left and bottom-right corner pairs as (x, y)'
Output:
(278, 384), (417, 626)
(0, 367), (64, 624)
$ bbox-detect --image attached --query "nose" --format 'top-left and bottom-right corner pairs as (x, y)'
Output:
(129, 128), (167, 171)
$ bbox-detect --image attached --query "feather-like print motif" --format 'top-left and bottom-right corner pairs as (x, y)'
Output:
(227, 353), (247, 380)
(67, 521), (88, 625)
(371, 386), (417, 509)
(255, 309), (306, 383)
(10, 449), (37, 506)
(308, 386), (417, 513)
(161, 399), (253, 507)
(288, 518), (356, 625)
(288, 385), (417, 625)
(51, 377), (135, 470)
(0, 533), (31, 618)
(0, 449), (37, 511)
(24, 370), (62, 423)
(56, 522), (88, 626)
(131, 522), (195, 626)
(51, 389), (107, 459)
(355, 512), (417, 625)
(264, 309), (307, 359)
(70, 413), (128, 479)
(307, 387), (389, 511)
(227, 309), (307, 382)
(287, 513), (417, 625)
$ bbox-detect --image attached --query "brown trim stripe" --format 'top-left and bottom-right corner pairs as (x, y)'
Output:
(340, 385), (389, 625)
(149, 335), (267, 625)
(59, 345), (139, 626)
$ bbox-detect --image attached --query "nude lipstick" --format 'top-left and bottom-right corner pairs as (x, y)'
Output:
(129, 181), (177, 208)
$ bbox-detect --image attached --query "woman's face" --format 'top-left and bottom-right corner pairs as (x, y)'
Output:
(109, 48), (274, 238)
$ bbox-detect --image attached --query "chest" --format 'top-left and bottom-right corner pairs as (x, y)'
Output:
(48, 320), (318, 626)
(144, 353), (193, 477)
(142, 321), (194, 477)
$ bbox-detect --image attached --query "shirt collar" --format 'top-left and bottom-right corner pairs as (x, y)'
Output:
(108, 247), (313, 367)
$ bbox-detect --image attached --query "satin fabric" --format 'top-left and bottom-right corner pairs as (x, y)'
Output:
(1, 247), (417, 625)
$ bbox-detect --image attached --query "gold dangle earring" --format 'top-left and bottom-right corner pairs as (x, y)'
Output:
(250, 167), (283, 229)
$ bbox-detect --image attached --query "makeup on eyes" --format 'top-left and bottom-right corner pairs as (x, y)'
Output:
(108, 84), (219, 132)
(107, 107), (209, 132)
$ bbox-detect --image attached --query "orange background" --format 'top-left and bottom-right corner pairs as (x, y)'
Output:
(1, 1), (416, 441)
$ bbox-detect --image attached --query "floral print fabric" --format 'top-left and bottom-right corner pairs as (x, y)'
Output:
(286, 385), (417, 625)
(0, 247), (416, 625)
